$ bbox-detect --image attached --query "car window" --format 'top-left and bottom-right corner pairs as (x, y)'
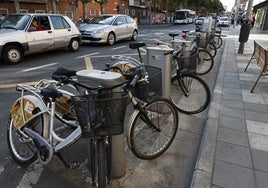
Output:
(125, 16), (134, 24)
(89, 15), (115, 25)
(39, 16), (51, 30)
(0, 14), (30, 30)
(50, 16), (71, 30)
(115, 16), (127, 25)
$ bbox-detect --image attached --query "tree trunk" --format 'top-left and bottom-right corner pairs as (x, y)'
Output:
(14, 0), (20, 13)
(52, 0), (57, 14)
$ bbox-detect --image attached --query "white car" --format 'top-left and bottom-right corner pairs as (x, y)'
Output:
(217, 17), (229, 27)
(78, 14), (138, 45)
(0, 13), (81, 65)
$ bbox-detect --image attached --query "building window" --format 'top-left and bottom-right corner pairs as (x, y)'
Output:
(20, 9), (28, 13)
(143, 10), (146, 16)
(65, 11), (73, 20)
(49, 10), (60, 14)
(132, 9), (135, 16)
(125, 9), (129, 15)
(0, 8), (8, 17)
(90, 9), (96, 15)
(35, 10), (45, 13)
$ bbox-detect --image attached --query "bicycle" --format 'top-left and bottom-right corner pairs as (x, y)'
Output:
(181, 30), (217, 59)
(110, 41), (210, 114)
(8, 64), (178, 187)
(164, 46), (211, 114)
(106, 43), (179, 159)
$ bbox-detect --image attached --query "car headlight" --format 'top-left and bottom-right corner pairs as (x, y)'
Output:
(92, 28), (106, 34)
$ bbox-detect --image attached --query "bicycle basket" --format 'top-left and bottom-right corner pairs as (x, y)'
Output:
(178, 50), (198, 72)
(135, 65), (162, 102)
(71, 92), (128, 138)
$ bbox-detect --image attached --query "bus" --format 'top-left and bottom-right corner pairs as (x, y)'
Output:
(173, 9), (196, 24)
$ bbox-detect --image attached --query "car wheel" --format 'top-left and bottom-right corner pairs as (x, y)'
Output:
(68, 38), (80, 51)
(2, 45), (23, 65)
(131, 30), (138, 41)
(107, 33), (115, 45)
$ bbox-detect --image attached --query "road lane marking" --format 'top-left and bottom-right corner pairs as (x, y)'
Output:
(0, 82), (37, 89)
(17, 163), (43, 188)
(16, 63), (58, 73)
(111, 46), (126, 50)
(75, 52), (100, 59)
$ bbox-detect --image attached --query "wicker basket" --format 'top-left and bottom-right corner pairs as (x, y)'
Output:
(71, 92), (128, 138)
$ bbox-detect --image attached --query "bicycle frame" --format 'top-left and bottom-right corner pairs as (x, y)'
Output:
(11, 83), (82, 165)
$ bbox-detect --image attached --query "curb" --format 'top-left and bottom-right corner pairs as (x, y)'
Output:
(190, 33), (229, 187)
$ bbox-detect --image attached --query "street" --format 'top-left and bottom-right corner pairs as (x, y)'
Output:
(0, 23), (225, 188)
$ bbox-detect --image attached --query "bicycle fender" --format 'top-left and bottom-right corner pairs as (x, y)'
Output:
(125, 109), (140, 149)
(10, 95), (47, 128)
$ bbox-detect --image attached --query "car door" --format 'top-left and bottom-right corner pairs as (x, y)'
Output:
(25, 16), (54, 53)
(113, 16), (128, 40)
(50, 15), (72, 48)
(125, 16), (136, 37)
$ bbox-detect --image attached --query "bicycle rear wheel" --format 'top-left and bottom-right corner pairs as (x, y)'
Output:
(128, 98), (178, 160)
(195, 48), (214, 75)
(171, 73), (211, 114)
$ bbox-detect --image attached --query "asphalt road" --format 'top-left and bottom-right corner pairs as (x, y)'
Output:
(0, 23), (225, 188)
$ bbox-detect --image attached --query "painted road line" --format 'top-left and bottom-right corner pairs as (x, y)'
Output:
(16, 63), (58, 73)
(75, 52), (100, 59)
(0, 81), (37, 89)
(111, 46), (126, 50)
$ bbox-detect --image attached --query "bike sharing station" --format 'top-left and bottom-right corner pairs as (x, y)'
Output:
(76, 69), (126, 178)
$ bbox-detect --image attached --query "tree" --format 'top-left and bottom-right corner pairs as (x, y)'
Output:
(94, 0), (106, 14)
(80, 0), (92, 18)
(14, 0), (20, 13)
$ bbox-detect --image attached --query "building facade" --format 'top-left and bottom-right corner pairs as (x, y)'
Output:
(0, 0), (151, 23)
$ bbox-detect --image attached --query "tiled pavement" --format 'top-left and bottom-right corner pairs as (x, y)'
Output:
(191, 26), (268, 188)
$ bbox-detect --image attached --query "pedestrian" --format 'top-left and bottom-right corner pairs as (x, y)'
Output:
(251, 16), (255, 28)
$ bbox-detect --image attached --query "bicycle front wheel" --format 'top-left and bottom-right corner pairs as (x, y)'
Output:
(128, 98), (178, 160)
(213, 35), (223, 49)
(96, 139), (108, 188)
(7, 112), (43, 166)
(195, 48), (214, 75)
(171, 73), (211, 114)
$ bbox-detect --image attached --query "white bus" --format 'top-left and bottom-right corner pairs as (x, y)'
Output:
(173, 9), (196, 24)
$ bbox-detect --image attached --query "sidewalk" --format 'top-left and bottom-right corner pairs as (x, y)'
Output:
(191, 26), (268, 188)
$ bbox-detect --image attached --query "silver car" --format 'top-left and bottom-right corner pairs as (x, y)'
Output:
(0, 13), (81, 65)
(79, 14), (138, 45)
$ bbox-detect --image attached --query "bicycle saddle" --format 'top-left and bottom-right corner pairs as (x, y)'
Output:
(169, 33), (179, 37)
(182, 30), (190, 34)
(129, 42), (146, 49)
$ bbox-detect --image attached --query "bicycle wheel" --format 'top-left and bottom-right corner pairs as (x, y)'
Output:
(213, 35), (223, 49)
(96, 139), (108, 188)
(7, 112), (43, 166)
(90, 138), (96, 186)
(128, 98), (178, 160)
(171, 73), (211, 114)
(195, 48), (214, 75)
(207, 41), (217, 58)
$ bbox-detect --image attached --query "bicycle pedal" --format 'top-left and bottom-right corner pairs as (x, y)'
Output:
(69, 161), (79, 169)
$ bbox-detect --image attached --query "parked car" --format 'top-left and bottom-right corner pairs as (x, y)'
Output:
(0, 13), (81, 65)
(78, 14), (138, 45)
(217, 16), (229, 27)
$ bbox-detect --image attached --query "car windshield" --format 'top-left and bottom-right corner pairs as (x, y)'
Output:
(0, 14), (31, 30)
(89, 15), (115, 25)
(220, 17), (228, 21)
